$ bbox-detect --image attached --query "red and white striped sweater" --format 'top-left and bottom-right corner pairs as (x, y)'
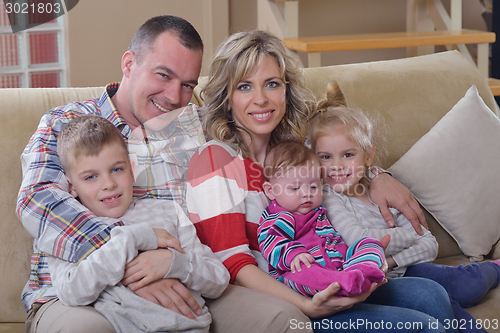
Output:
(186, 140), (270, 282)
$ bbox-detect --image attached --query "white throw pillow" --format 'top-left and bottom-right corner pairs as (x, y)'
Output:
(388, 85), (500, 261)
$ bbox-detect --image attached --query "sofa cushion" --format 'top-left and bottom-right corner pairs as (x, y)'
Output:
(389, 85), (500, 262)
(0, 87), (104, 324)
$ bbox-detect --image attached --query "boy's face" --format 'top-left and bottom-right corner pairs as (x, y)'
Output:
(65, 143), (134, 218)
(263, 163), (323, 215)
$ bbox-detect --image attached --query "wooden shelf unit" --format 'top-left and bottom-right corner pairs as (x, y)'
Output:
(257, 0), (499, 96)
(283, 29), (495, 53)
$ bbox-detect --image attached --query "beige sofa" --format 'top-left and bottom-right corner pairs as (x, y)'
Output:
(2, 50), (500, 332)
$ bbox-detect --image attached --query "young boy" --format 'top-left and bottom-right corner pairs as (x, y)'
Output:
(257, 139), (387, 297)
(49, 115), (229, 333)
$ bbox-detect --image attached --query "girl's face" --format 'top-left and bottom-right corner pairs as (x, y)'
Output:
(229, 55), (287, 142)
(314, 127), (374, 197)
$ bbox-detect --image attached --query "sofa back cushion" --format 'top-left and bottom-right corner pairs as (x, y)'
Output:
(0, 87), (103, 323)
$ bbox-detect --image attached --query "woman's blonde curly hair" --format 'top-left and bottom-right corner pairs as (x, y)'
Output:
(201, 30), (312, 157)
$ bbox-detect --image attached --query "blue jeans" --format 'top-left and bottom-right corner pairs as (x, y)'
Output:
(311, 277), (457, 333)
(404, 262), (500, 333)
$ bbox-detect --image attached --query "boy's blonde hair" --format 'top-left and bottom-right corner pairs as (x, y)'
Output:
(57, 115), (128, 172)
(263, 139), (320, 181)
(307, 82), (375, 157)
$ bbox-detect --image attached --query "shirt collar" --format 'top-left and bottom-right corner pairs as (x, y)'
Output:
(98, 83), (130, 136)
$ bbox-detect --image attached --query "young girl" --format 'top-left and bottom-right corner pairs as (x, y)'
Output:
(308, 82), (500, 333)
(257, 139), (387, 297)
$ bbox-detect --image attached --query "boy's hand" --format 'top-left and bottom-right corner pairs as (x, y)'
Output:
(122, 248), (173, 290)
(152, 228), (184, 253)
(291, 253), (315, 273)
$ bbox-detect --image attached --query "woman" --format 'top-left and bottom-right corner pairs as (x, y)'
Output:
(186, 30), (457, 332)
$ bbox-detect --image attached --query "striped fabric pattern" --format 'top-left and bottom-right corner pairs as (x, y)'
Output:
(186, 141), (270, 283)
(322, 186), (438, 278)
(258, 201), (386, 297)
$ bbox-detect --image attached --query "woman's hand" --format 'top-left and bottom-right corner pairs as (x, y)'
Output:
(235, 263), (386, 319)
(369, 173), (427, 235)
(306, 280), (386, 318)
(122, 248), (173, 291)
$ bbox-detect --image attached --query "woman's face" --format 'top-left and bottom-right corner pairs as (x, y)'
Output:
(229, 55), (287, 141)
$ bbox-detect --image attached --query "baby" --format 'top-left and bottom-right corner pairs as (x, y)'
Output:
(257, 139), (387, 297)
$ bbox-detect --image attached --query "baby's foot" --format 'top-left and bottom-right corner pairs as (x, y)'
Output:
(333, 269), (371, 296)
(352, 262), (386, 284)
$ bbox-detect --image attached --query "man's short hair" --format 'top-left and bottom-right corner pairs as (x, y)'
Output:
(128, 15), (203, 64)
(57, 115), (128, 172)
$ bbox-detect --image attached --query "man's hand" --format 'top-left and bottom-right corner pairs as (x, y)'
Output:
(152, 228), (184, 253)
(291, 253), (315, 273)
(122, 248), (173, 291)
(133, 278), (202, 320)
(369, 173), (427, 235)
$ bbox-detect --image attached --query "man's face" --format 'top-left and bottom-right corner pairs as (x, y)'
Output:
(122, 31), (202, 131)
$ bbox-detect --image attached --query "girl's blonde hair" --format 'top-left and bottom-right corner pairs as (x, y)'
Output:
(201, 30), (311, 157)
(307, 82), (376, 157)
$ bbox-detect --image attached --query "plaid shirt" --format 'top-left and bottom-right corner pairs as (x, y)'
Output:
(17, 83), (205, 310)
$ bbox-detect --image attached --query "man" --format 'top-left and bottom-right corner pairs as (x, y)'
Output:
(18, 15), (313, 333)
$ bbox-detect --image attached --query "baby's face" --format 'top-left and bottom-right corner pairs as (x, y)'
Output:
(65, 143), (134, 218)
(268, 163), (323, 215)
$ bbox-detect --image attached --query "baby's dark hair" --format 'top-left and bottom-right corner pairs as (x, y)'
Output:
(263, 139), (320, 181)
(307, 82), (374, 156)
(57, 115), (128, 172)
